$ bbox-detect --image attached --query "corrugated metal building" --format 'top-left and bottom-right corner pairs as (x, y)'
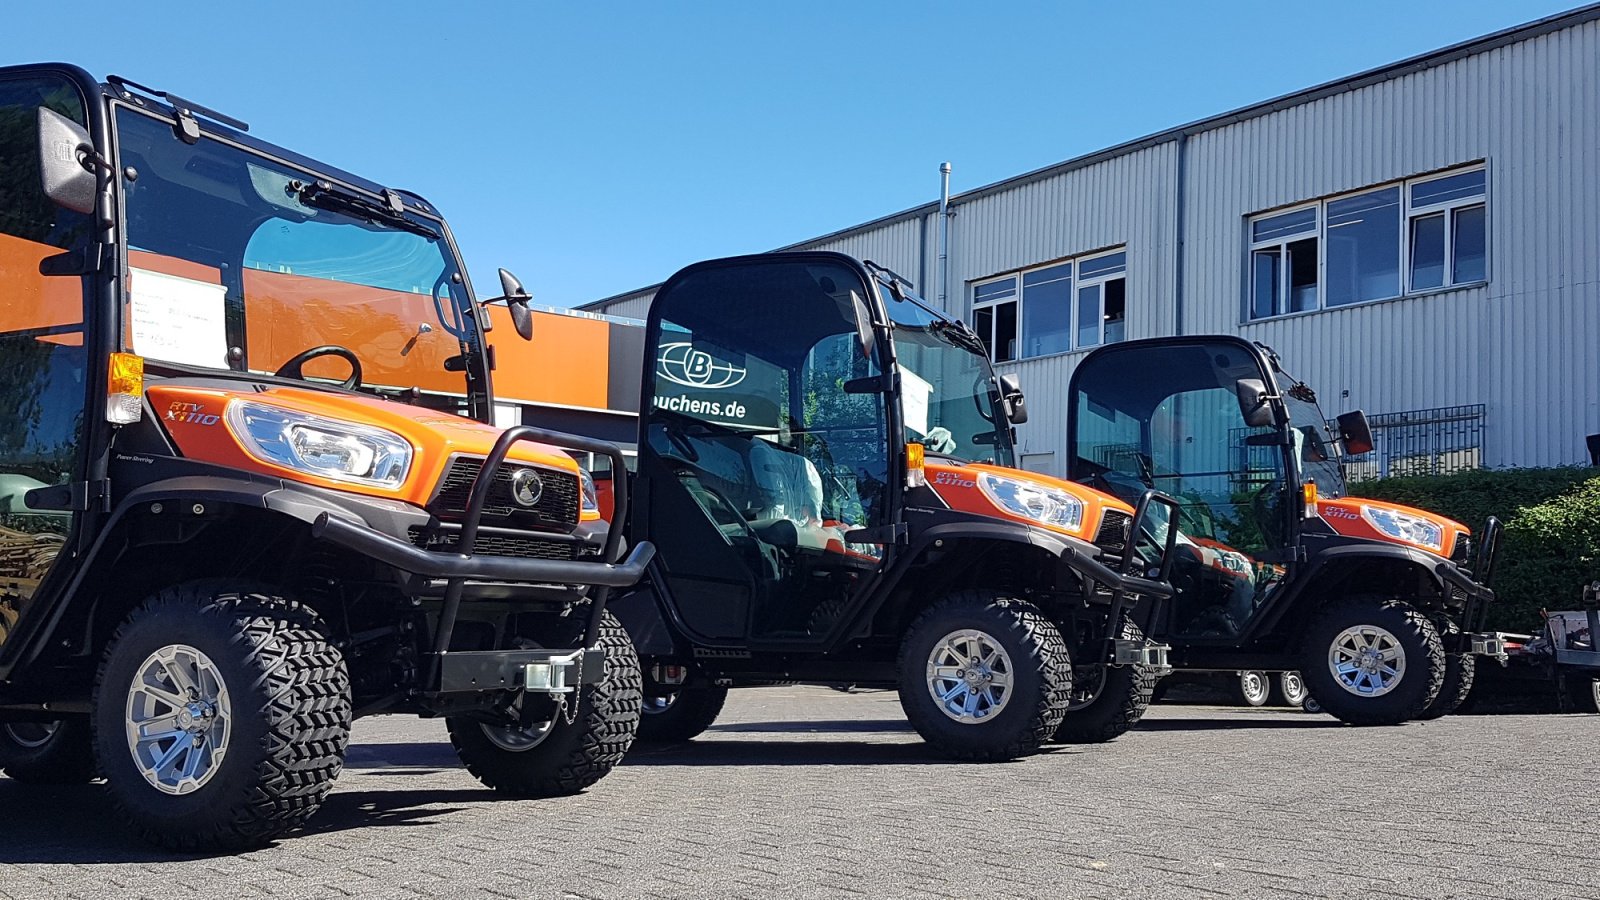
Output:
(581, 5), (1600, 476)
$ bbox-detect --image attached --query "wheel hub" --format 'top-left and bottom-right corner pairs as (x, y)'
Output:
(125, 644), (232, 796)
(926, 630), (1013, 724)
(1329, 625), (1406, 698)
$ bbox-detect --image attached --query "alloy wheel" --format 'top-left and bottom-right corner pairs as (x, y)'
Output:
(124, 644), (232, 796)
(925, 629), (1014, 724)
(1328, 625), (1407, 698)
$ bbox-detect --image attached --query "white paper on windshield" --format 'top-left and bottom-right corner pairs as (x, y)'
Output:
(899, 365), (932, 437)
(129, 267), (230, 368)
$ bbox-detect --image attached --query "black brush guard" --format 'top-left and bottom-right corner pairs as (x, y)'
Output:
(1101, 490), (1183, 668)
(311, 426), (654, 694)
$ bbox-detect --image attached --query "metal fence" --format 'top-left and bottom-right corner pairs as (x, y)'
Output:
(1341, 404), (1486, 482)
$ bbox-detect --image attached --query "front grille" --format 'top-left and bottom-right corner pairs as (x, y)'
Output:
(1094, 509), (1133, 568)
(431, 456), (580, 531)
(408, 526), (580, 561)
(1451, 533), (1472, 566)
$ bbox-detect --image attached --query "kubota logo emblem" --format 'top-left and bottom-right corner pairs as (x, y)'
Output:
(510, 469), (544, 507)
(657, 342), (746, 389)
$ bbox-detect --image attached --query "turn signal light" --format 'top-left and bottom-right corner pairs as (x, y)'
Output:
(1302, 480), (1318, 517)
(906, 442), (926, 488)
(106, 352), (144, 424)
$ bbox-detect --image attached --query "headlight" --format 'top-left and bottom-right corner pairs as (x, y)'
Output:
(1361, 505), (1444, 552)
(976, 472), (1085, 533)
(227, 401), (413, 488)
(579, 469), (599, 512)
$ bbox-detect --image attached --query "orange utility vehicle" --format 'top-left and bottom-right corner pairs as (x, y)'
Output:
(1067, 336), (1501, 724)
(0, 65), (651, 848)
(604, 252), (1180, 760)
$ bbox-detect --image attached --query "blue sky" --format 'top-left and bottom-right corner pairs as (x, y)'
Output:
(12, 0), (1579, 308)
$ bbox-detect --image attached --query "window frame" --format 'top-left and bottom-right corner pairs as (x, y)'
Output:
(1244, 163), (1488, 323)
(970, 247), (1128, 363)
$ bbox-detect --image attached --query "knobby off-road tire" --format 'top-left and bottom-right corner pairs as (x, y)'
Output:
(1234, 671), (1271, 707)
(448, 610), (642, 796)
(897, 591), (1071, 762)
(1052, 613), (1156, 744)
(92, 584), (352, 850)
(1298, 598), (1443, 727)
(1417, 618), (1475, 721)
(636, 683), (728, 743)
(0, 718), (96, 784)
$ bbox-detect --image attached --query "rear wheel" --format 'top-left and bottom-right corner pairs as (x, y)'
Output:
(92, 584), (351, 850)
(1234, 670), (1270, 707)
(1298, 598), (1443, 726)
(448, 610), (641, 796)
(898, 591), (1070, 761)
(1417, 616), (1475, 720)
(635, 683), (728, 743)
(1051, 613), (1155, 744)
(1562, 674), (1600, 714)
(0, 718), (96, 784)
(1271, 671), (1309, 707)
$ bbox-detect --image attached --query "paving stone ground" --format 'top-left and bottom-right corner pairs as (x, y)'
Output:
(0, 687), (1594, 899)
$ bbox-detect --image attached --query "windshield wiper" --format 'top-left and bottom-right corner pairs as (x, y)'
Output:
(289, 179), (440, 240)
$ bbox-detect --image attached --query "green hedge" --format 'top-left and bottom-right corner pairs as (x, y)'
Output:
(1347, 467), (1600, 631)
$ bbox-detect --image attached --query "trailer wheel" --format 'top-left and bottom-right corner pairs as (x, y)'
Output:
(1298, 598), (1443, 726)
(448, 610), (641, 796)
(1234, 670), (1271, 707)
(1051, 613), (1155, 744)
(0, 718), (96, 784)
(635, 683), (728, 743)
(897, 591), (1070, 761)
(92, 584), (351, 850)
(1271, 671), (1309, 707)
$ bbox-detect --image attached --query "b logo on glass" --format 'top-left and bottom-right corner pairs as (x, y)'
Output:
(657, 342), (746, 390)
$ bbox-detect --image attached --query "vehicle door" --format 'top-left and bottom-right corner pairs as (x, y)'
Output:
(638, 257), (890, 644)
(1071, 340), (1293, 639)
(0, 71), (97, 654)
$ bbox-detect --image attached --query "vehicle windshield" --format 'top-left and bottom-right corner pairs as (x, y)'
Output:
(115, 106), (480, 413)
(880, 284), (1015, 468)
(1271, 365), (1348, 498)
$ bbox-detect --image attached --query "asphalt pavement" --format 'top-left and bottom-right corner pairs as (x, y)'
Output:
(0, 686), (1594, 899)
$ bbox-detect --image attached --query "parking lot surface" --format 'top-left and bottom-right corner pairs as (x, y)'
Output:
(0, 686), (1594, 899)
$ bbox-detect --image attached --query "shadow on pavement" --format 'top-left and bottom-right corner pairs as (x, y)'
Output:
(1135, 716), (1342, 732)
(621, 737), (1072, 766)
(706, 718), (914, 734)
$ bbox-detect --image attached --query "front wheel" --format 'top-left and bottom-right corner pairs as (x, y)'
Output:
(1234, 671), (1270, 707)
(1052, 613), (1156, 744)
(92, 584), (352, 850)
(635, 683), (728, 743)
(897, 591), (1070, 761)
(1297, 598), (1444, 726)
(448, 610), (642, 796)
(0, 718), (96, 784)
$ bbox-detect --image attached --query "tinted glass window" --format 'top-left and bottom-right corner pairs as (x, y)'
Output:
(1325, 187), (1400, 307)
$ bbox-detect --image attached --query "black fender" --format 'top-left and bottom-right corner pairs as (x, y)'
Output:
(0, 472), (428, 682)
(826, 518), (1170, 654)
(1245, 542), (1471, 644)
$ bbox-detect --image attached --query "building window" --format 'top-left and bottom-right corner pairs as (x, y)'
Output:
(1408, 168), (1487, 291)
(1246, 164), (1486, 321)
(972, 249), (1127, 362)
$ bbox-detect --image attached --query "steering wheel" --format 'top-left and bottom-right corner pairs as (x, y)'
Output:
(274, 345), (363, 390)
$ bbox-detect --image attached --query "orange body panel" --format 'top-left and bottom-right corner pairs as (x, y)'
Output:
(925, 461), (1130, 539)
(1314, 496), (1468, 557)
(241, 269), (461, 392)
(0, 233), (82, 334)
(147, 384), (582, 507)
(485, 306), (611, 408)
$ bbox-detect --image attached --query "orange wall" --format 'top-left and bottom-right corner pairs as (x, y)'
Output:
(488, 306), (611, 409)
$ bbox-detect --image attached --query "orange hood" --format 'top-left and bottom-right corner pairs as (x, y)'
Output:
(147, 384), (584, 509)
(1314, 496), (1468, 558)
(925, 460), (1131, 539)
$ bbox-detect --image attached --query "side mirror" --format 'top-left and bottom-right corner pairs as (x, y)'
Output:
(489, 268), (534, 341)
(999, 373), (1028, 425)
(1337, 410), (1375, 456)
(37, 108), (96, 215)
(1234, 378), (1278, 429)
